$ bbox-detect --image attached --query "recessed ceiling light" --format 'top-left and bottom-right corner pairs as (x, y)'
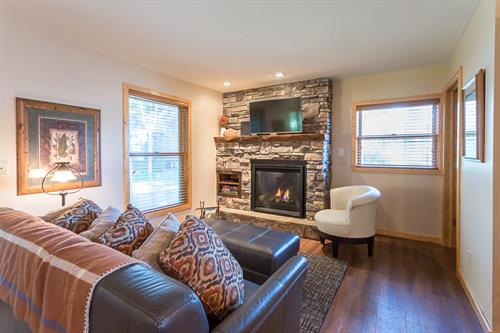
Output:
(223, 81), (231, 86)
(275, 72), (285, 78)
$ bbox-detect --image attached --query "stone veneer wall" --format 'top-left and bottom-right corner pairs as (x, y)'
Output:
(216, 78), (332, 220)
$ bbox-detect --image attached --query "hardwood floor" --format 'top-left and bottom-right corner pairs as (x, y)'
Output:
(300, 236), (483, 333)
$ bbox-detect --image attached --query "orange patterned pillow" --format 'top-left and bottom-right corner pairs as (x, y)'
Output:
(51, 198), (102, 234)
(158, 216), (244, 320)
(97, 204), (154, 256)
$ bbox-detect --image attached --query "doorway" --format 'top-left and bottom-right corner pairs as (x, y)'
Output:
(442, 68), (463, 264)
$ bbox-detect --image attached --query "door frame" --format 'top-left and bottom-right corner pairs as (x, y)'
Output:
(442, 67), (463, 268)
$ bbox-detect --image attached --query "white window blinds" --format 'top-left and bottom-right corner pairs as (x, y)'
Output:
(128, 93), (189, 212)
(354, 99), (440, 170)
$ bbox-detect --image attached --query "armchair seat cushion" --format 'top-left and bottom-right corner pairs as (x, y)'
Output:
(314, 209), (350, 237)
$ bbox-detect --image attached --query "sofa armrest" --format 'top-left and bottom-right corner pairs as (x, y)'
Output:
(90, 264), (209, 333)
(212, 255), (308, 333)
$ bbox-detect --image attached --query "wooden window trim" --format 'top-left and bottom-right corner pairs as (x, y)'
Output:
(122, 83), (192, 217)
(351, 94), (444, 175)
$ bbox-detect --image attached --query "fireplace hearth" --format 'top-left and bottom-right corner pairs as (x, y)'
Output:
(251, 160), (306, 218)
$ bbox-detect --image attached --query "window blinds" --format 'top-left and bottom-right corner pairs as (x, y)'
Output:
(128, 94), (189, 212)
(354, 99), (440, 169)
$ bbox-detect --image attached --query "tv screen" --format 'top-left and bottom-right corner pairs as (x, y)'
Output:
(250, 98), (302, 134)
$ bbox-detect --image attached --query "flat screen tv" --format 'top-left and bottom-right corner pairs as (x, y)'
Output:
(250, 97), (302, 134)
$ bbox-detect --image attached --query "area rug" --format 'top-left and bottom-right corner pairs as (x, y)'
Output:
(299, 253), (349, 333)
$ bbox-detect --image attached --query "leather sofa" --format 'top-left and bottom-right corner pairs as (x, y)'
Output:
(0, 230), (308, 333)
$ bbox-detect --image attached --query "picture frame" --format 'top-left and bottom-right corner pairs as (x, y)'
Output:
(462, 69), (485, 162)
(16, 98), (101, 195)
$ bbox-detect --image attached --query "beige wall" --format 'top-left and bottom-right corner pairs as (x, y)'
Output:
(331, 64), (449, 239)
(448, 0), (496, 328)
(0, 9), (222, 217)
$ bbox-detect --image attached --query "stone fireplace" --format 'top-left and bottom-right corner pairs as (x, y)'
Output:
(251, 159), (306, 218)
(214, 78), (332, 239)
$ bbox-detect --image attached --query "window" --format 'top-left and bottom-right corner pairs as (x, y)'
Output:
(352, 96), (441, 173)
(124, 85), (191, 213)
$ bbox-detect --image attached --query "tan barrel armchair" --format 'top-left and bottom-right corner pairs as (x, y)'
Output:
(314, 186), (381, 257)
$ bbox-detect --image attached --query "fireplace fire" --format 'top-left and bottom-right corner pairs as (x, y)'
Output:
(275, 188), (290, 203)
(251, 160), (306, 218)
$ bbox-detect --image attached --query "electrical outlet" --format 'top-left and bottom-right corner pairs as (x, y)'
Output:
(466, 249), (472, 267)
(0, 161), (7, 176)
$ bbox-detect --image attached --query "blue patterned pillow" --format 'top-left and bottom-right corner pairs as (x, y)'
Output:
(97, 204), (154, 256)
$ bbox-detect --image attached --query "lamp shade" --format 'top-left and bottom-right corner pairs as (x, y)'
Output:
(50, 170), (77, 183)
(48, 163), (78, 182)
(41, 162), (83, 207)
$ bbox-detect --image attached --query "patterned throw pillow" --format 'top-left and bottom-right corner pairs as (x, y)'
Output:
(132, 213), (180, 272)
(97, 204), (154, 256)
(51, 199), (103, 234)
(158, 216), (244, 320)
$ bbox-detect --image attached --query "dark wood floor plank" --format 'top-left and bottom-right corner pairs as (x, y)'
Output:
(300, 236), (483, 333)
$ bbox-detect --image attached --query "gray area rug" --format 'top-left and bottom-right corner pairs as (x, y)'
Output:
(300, 253), (349, 333)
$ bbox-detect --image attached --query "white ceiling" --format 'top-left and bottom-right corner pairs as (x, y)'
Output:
(4, 0), (479, 92)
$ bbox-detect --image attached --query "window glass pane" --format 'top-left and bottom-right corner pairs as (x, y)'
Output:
(464, 91), (477, 158)
(129, 155), (182, 211)
(358, 105), (437, 137)
(358, 137), (436, 168)
(356, 99), (439, 169)
(129, 96), (180, 153)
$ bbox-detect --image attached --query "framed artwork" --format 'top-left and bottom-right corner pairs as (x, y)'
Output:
(462, 69), (486, 162)
(16, 98), (101, 195)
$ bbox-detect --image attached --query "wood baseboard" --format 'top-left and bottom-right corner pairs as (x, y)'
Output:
(376, 228), (443, 245)
(457, 270), (492, 333)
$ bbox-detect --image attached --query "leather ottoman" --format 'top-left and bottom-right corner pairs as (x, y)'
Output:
(204, 218), (300, 284)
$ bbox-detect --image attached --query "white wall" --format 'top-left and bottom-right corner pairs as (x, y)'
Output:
(448, 0), (495, 327)
(331, 64), (449, 238)
(493, 1), (500, 330)
(0, 8), (222, 217)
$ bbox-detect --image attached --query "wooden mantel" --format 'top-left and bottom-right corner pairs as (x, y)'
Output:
(213, 133), (326, 143)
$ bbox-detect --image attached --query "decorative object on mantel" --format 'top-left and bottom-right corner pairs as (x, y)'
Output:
(16, 98), (101, 195)
(41, 162), (83, 206)
(218, 115), (229, 137)
(462, 68), (486, 162)
(222, 128), (239, 140)
(302, 103), (320, 120)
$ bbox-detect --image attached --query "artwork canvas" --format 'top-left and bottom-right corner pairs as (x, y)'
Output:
(16, 98), (101, 195)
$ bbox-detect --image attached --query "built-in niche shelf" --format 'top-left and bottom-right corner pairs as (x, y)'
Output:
(217, 171), (242, 198)
(213, 133), (326, 143)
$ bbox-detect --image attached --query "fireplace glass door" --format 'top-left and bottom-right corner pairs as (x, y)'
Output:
(251, 160), (306, 218)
